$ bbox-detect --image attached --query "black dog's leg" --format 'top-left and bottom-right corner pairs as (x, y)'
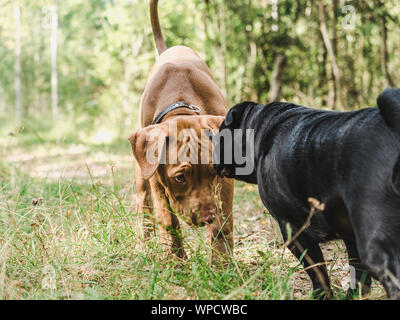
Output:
(357, 237), (400, 299)
(343, 239), (371, 298)
(351, 207), (400, 300)
(278, 220), (332, 299)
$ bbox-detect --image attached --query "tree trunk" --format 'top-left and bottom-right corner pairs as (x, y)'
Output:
(330, 0), (343, 106)
(318, 30), (334, 108)
(380, 13), (394, 87)
(32, 10), (42, 115)
(51, 0), (59, 119)
(269, 55), (286, 102)
(201, 0), (208, 52)
(14, 1), (22, 122)
(207, 0), (226, 99)
(319, 1), (344, 111)
(248, 41), (257, 101)
(218, 0), (227, 100)
(330, 0), (338, 55)
(236, 0), (256, 100)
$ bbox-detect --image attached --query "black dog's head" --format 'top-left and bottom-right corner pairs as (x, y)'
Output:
(213, 101), (259, 183)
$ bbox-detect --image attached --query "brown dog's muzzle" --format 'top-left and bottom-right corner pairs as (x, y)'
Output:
(199, 214), (216, 225)
(200, 204), (217, 225)
(191, 204), (217, 226)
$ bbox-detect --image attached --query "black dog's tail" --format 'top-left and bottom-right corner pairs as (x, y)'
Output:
(378, 87), (400, 134)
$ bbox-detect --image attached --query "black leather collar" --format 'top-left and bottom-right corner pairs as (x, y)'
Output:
(152, 101), (201, 125)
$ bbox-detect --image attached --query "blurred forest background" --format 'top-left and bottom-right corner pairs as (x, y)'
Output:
(0, 0), (399, 143)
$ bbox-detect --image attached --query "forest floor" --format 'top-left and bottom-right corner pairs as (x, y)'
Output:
(0, 123), (387, 300)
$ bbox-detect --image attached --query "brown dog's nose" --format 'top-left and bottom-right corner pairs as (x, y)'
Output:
(199, 205), (217, 225)
(200, 214), (215, 225)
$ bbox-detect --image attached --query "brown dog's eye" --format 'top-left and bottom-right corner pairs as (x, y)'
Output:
(175, 174), (186, 183)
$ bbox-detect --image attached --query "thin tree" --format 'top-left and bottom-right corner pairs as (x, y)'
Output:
(51, 0), (58, 119)
(319, 1), (344, 111)
(269, 55), (286, 102)
(378, 2), (394, 87)
(207, 0), (227, 100)
(14, 1), (22, 122)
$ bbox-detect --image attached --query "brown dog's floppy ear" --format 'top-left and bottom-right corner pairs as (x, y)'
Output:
(128, 124), (169, 180)
(203, 115), (225, 134)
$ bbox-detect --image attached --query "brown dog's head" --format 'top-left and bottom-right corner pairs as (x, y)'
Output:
(129, 115), (225, 226)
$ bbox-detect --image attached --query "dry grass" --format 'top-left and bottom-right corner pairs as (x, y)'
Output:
(0, 132), (387, 300)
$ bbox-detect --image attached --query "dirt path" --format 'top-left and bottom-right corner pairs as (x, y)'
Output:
(0, 141), (386, 299)
(1, 143), (132, 182)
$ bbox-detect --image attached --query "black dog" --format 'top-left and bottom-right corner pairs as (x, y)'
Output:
(213, 88), (400, 299)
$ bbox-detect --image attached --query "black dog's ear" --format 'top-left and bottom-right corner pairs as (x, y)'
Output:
(225, 102), (257, 127)
(224, 108), (237, 127)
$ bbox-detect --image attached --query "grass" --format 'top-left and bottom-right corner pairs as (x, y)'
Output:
(0, 117), (387, 300)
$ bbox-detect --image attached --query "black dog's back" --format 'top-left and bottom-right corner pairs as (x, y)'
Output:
(214, 88), (400, 299)
(255, 101), (398, 213)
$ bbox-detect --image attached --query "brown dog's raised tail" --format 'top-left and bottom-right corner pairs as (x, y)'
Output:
(150, 0), (168, 55)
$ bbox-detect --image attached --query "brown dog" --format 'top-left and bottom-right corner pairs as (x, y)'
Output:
(128, 0), (234, 262)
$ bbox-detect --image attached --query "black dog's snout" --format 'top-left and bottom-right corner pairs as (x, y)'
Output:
(219, 168), (230, 178)
(212, 164), (222, 177)
(212, 164), (229, 178)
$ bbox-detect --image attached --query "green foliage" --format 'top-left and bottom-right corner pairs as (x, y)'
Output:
(0, 0), (398, 139)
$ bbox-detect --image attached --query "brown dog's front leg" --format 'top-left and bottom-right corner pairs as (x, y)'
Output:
(150, 179), (187, 260)
(135, 162), (155, 240)
(207, 217), (233, 264)
(157, 208), (186, 260)
(207, 179), (234, 264)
